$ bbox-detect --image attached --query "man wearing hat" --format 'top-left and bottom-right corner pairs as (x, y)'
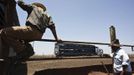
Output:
(0, 0), (60, 62)
(111, 39), (132, 75)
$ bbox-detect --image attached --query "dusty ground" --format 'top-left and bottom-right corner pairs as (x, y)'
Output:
(26, 57), (134, 75)
(0, 56), (134, 75)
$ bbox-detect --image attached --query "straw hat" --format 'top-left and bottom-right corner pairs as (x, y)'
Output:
(112, 39), (120, 45)
(111, 39), (120, 49)
(32, 2), (46, 11)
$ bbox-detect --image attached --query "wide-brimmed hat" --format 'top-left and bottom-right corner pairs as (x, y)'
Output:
(32, 2), (46, 11)
(112, 39), (120, 45)
(111, 39), (120, 48)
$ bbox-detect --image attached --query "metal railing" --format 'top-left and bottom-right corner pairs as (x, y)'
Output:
(35, 39), (134, 51)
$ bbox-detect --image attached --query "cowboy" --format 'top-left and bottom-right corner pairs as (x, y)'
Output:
(0, 0), (60, 62)
(111, 39), (132, 75)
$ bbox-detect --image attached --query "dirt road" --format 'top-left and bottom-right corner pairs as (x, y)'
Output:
(25, 57), (133, 75)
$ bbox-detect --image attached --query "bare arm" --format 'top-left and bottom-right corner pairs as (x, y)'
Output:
(45, 16), (59, 41)
(120, 52), (130, 75)
(17, 0), (32, 12)
(48, 24), (59, 42)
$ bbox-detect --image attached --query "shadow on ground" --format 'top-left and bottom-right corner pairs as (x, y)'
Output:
(33, 64), (113, 75)
(34, 62), (134, 75)
(0, 61), (134, 75)
(10, 62), (27, 75)
(0, 62), (27, 75)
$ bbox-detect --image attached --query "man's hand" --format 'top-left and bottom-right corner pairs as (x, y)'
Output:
(15, 0), (18, 1)
(57, 39), (62, 43)
(16, 0), (23, 3)
(16, 0), (23, 2)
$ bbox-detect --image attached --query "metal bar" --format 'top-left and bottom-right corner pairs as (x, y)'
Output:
(35, 39), (134, 48)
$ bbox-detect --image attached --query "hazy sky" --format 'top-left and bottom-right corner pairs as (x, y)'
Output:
(16, 0), (134, 55)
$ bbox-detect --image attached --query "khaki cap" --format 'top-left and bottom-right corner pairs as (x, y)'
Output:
(32, 2), (46, 11)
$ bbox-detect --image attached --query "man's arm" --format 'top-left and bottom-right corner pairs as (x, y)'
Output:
(46, 16), (58, 41)
(121, 52), (130, 75)
(17, 0), (32, 12)
(48, 24), (59, 42)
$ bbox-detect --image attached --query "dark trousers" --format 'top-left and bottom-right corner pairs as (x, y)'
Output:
(0, 26), (43, 53)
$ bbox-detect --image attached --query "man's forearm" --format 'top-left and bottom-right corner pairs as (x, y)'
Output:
(17, 0), (26, 9)
(49, 25), (58, 41)
(17, 0), (32, 11)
